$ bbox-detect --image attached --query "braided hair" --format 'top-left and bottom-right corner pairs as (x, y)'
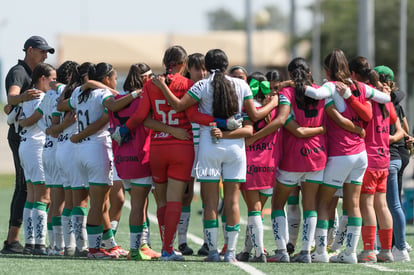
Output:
(162, 45), (187, 86)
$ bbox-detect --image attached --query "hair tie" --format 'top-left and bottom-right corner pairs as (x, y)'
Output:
(249, 79), (271, 96)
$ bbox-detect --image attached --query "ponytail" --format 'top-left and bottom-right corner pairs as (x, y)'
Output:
(288, 57), (317, 110)
(205, 49), (239, 119)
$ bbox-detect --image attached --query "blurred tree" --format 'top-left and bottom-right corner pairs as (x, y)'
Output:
(207, 8), (244, 30)
(310, 0), (414, 82)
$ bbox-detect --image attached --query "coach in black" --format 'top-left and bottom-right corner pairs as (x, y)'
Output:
(1, 36), (54, 254)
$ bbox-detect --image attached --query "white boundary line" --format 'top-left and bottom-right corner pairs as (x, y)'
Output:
(124, 199), (267, 275)
(365, 263), (413, 273)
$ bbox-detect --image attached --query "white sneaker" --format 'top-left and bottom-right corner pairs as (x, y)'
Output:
(330, 251), (357, 264)
(311, 250), (329, 263)
(405, 242), (413, 253)
(392, 246), (411, 262)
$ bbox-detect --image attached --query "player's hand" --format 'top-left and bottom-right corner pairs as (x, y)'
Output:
(152, 75), (166, 89)
(168, 127), (190, 140)
(21, 89), (42, 102)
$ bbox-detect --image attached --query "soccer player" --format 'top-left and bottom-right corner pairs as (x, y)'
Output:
(18, 63), (56, 255)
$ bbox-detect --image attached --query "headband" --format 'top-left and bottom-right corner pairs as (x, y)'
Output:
(140, 70), (153, 76)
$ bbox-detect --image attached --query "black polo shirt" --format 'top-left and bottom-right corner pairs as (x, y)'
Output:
(5, 59), (32, 98)
(5, 59), (32, 140)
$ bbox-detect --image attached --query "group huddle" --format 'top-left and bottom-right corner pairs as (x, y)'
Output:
(3, 36), (412, 265)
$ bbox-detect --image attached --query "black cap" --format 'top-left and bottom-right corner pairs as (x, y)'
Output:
(23, 36), (55, 54)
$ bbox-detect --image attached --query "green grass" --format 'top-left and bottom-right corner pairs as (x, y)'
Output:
(0, 174), (414, 274)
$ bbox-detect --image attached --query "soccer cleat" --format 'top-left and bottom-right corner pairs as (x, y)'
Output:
(64, 247), (76, 257)
(106, 246), (128, 257)
(127, 249), (151, 261)
(219, 244), (227, 256)
(87, 248), (118, 259)
(1, 240), (24, 254)
(23, 244), (35, 255)
(249, 253), (267, 263)
(197, 243), (209, 256)
(49, 247), (64, 256)
(357, 250), (377, 263)
(33, 244), (48, 256)
(392, 246), (411, 262)
(291, 250), (311, 263)
(204, 250), (220, 262)
(330, 251), (357, 264)
(178, 243), (194, 255)
(311, 251), (329, 263)
(286, 242), (295, 255)
(140, 244), (161, 259)
(224, 251), (237, 263)
(236, 251), (251, 262)
(74, 248), (89, 257)
(376, 250), (394, 263)
(268, 249), (290, 263)
(160, 250), (185, 261)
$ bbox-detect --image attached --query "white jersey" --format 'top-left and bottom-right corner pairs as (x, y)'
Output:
(38, 85), (64, 148)
(69, 87), (113, 143)
(20, 92), (46, 143)
(188, 73), (252, 136)
(39, 85), (65, 186)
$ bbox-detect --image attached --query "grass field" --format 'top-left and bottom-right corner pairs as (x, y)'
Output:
(0, 174), (414, 274)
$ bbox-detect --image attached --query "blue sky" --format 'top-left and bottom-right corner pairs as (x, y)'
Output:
(0, 0), (314, 101)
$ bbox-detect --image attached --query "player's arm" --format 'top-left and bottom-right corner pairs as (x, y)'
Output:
(284, 116), (326, 138)
(70, 112), (108, 143)
(212, 119), (253, 139)
(243, 96), (278, 122)
(152, 75), (196, 112)
(8, 86), (42, 106)
(103, 94), (137, 112)
(46, 111), (76, 138)
(143, 115), (190, 141)
(19, 109), (42, 127)
(245, 103), (290, 145)
(325, 103), (365, 138)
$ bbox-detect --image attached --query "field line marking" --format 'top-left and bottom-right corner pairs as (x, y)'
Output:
(124, 199), (267, 275)
(365, 263), (413, 273)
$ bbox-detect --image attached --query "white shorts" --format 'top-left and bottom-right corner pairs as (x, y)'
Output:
(122, 177), (153, 191)
(196, 134), (246, 182)
(190, 144), (199, 178)
(75, 142), (113, 187)
(323, 151), (367, 188)
(56, 139), (84, 189)
(276, 168), (324, 186)
(19, 140), (45, 184)
(259, 187), (273, 197)
(43, 146), (61, 188)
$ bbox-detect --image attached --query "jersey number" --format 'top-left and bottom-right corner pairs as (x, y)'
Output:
(77, 110), (90, 131)
(155, 100), (178, 125)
